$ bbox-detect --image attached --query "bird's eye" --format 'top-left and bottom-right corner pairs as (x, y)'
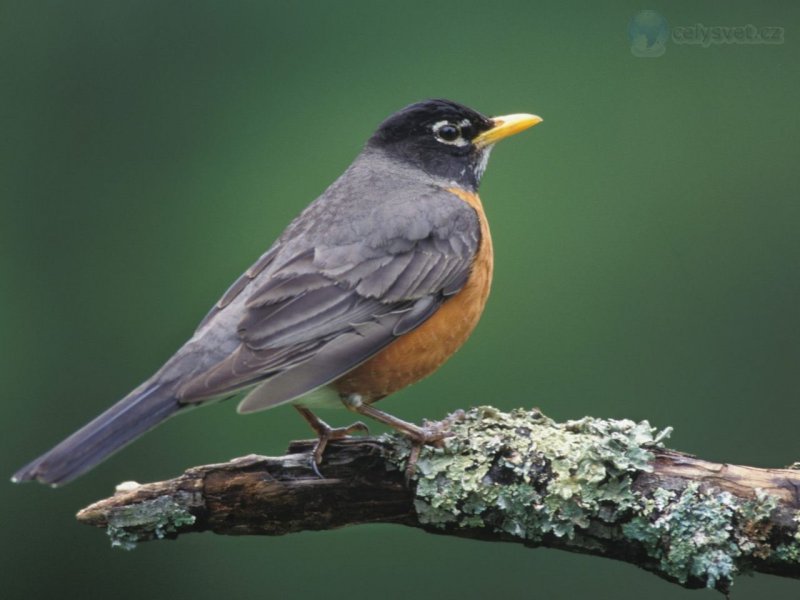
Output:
(436, 123), (460, 141)
(432, 121), (467, 146)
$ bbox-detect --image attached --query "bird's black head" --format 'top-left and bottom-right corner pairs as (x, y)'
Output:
(367, 99), (496, 189)
(367, 99), (542, 190)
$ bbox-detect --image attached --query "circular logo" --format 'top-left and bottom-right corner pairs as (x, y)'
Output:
(629, 10), (670, 57)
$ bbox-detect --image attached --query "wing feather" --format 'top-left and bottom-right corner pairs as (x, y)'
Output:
(175, 183), (481, 408)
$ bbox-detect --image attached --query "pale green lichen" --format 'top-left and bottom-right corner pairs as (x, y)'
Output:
(624, 484), (787, 589)
(390, 406), (671, 542)
(106, 494), (196, 550)
(774, 511), (800, 563)
(626, 485), (740, 588)
(388, 406), (793, 592)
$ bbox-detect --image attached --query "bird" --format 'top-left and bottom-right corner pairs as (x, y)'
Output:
(12, 99), (541, 486)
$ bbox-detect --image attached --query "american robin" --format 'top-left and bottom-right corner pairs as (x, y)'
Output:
(13, 99), (541, 486)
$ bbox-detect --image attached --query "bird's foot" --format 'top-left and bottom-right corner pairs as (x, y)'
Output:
(294, 406), (369, 477)
(341, 395), (460, 483)
(402, 417), (460, 483)
(308, 421), (370, 478)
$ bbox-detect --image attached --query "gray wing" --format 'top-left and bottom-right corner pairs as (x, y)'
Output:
(174, 182), (481, 412)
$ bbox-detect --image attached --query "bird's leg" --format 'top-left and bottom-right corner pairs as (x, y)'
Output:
(341, 394), (454, 481)
(293, 406), (369, 477)
(341, 394), (452, 443)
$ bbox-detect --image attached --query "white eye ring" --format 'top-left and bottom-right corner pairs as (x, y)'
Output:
(432, 120), (468, 147)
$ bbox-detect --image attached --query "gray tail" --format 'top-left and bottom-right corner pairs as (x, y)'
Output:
(11, 383), (182, 486)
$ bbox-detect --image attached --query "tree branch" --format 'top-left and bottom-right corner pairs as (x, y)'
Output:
(76, 407), (800, 594)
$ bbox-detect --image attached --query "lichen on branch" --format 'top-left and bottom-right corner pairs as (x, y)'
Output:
(396, 407), (671, 538)
(394, 407), (794, 591)
(76, 406), (800, 594)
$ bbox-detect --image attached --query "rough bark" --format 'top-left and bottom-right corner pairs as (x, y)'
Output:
(76, 407), (800, 594)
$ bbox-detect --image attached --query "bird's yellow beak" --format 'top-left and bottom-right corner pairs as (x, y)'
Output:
(473, 113), (543, 149)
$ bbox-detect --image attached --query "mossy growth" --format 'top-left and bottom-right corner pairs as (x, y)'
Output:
(773, 511), (800, 564)
(623, 485), (783, 589)
(389, 406), (671, 540)
(387, 406), (795, 592)
(106, 493), (196, 550)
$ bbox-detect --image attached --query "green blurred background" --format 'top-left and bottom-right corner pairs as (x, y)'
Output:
(2, 1), (798, 598)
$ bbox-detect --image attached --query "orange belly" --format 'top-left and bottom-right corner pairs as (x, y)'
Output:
(333, 187), (493, 401)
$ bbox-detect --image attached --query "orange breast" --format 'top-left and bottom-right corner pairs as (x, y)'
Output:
(334, 187), (493, 401)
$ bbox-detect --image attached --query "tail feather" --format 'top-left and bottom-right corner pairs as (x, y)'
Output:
(11, 383), (181, 486)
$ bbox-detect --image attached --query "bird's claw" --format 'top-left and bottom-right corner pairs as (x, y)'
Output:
(307, 420), (370, 478)
(403, 420), (457, 484)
